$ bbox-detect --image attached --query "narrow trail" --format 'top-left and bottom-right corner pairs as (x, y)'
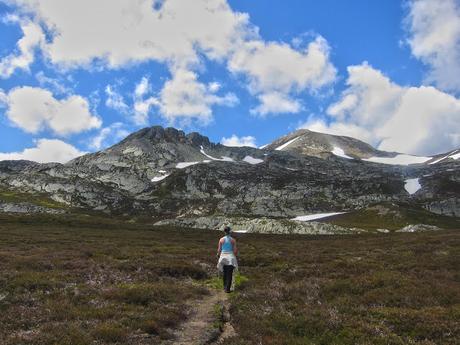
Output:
(166, 289), (236, 345)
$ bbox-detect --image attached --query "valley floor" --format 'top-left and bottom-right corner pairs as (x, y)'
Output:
(0, 214), (459, 344)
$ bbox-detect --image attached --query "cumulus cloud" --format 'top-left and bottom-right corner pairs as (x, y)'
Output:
(132, 71), (238, 125)
(406, 0), (460, 92)
(4, 86), (101, 135)
(228, 36), (336, 96)
(8, 0), (337, 118)
(301, 63), (460, 156)
(157, 69), (238, 123)
(9, 0), (250, 67)
(0, 17), (44, 78)
(89, 122), (129, 150)
(0, 138), (85, 163)
(221, 134), (257, 147)
(230, 36), (336, 115)
(251, 92), (302, 116)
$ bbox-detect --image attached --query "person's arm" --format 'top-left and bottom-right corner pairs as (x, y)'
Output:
(232, 238), (238, 256)
(217, 238), (222, 257)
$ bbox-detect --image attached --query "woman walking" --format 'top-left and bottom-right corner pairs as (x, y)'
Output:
(216, 226), (238, 293)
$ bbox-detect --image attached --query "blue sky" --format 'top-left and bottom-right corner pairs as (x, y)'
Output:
(0, 0), (459, 162)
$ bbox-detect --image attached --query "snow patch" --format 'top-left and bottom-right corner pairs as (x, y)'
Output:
(363, 154), (430, 165)
(176, 162), (200, 169)
(243, 155), (263, 164)
(331, 146), (353, 159)
(151, 174), (170, 182)
(430, 150), (460, 164)
(404, 178), (421, 195)
(259, 144), (269, 149)
(275, 136), (300, 151)
(200, 146), (234, 162)
(233, 229), (248, 233)
(291, 212), (346, 221)
(429, 155), (448, 165)
(450, 151), (460, 160)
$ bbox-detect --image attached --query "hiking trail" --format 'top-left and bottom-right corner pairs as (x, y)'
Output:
(165, 289), (236, 345)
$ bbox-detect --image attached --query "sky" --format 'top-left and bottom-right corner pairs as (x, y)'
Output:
(0, 0), (459, 163)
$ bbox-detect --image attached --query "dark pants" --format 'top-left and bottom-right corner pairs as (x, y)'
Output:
(223, 265), (234, 292)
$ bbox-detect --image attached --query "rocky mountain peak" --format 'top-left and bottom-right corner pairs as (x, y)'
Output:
(118, 126), (212, 148)
(185, 132), (211, 148)
(121, 126), (186, 144)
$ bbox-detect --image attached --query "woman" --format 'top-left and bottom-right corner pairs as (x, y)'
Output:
(216, 226), (238, 293)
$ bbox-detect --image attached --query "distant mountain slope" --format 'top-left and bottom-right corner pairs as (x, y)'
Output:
(0, 125), (458, 232)
(264, 128), (459, 166)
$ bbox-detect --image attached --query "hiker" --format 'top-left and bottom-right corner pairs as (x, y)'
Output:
(216, 226), (238, 293)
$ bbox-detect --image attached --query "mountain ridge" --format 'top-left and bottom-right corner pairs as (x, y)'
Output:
(0, 125), (459, 233)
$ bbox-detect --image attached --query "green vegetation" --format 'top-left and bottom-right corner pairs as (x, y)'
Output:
(205, 272), (249, 291)
(325, 202), (460, 231)
(0, 188), (68, 209)
(0, 213), (458, 344)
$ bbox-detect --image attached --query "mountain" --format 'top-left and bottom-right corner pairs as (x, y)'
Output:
(0, 126), (459, 233)
(264, 128), (458, 165)
(264, 129), (386, 159)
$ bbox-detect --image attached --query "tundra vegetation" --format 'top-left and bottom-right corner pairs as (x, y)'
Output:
(0, 213), (458, 344)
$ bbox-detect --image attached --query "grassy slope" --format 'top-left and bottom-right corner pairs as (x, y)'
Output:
(323, 202), (460, 231)
(0, 188), (70, 210)
(0, 214), (459, 344)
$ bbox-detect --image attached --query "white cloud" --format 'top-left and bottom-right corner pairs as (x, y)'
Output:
(251, 92), (302, 116)
(134, 77), (150, 98)
(229, 36), (336, 114)
(131, 71), (238, 125)
(89, 122), (129, 150)
(35, 71), (71, 95)
(221, 134), (257, 147)
(105, 85), (129, 115)
(10, 0), (250, 68)
(229, 36), (336, 95)
(8, 0), (337, 118)
(4, 86), (101, 135)
(0, 18), (44, 78)
(157, 69), (238, 123)
(303, 63), (460, 156)
(406, 0), (460, 92)
(0, 138), (85, 163)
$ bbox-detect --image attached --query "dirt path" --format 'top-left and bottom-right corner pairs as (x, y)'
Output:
(166, 289), (236, 345)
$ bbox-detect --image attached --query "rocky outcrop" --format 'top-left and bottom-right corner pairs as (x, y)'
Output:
(396, 224), (442, 232)
(0, 202), (65, 214)
(154, 216), (364, 235)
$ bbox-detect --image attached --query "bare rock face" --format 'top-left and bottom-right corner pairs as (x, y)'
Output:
(0, 126), (459, 231)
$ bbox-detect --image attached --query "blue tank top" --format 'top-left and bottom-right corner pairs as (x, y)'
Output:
(221, 236), (233, 253)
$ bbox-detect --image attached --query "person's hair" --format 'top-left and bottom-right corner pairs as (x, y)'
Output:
(224, 226), (231, 234)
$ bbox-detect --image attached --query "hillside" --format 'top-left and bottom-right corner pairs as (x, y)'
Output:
(0, 126), (459, 233)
